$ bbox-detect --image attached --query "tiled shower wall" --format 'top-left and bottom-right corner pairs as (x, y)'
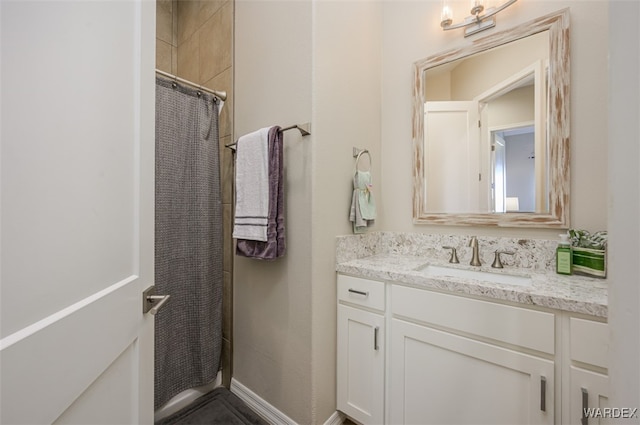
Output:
(156, 0), (235, 388)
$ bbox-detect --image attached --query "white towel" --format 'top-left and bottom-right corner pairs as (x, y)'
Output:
(233, 127), (270, 241)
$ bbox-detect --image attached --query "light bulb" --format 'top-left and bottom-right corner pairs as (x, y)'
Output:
(440, 4), (453, 27)
(470, 0), (484, 15)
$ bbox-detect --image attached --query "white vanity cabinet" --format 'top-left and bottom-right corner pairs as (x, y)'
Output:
(566, 317), (610, 424)
(389, 285), (555, 425)
(336, 272), (609, 425)
(336, 275), (385, 425)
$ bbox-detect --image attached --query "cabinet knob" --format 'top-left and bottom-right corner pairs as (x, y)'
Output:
(348, 288), (369, 297)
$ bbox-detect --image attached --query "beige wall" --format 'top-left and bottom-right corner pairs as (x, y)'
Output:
(235, 1), (610, 422)
(234, 2), (314, 423)
(234, 1), (381, 423)
(159, 0), (640, 418)
(381, 1), (609, 238)
(156, 0), (235, 387)
(312, 2), (382, 422)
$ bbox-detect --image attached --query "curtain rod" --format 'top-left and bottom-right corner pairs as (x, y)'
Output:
(155, 69), (227, 101)
(224, 123), (311, 150)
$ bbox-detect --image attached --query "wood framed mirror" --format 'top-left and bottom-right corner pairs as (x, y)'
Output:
(412, 9), (569, 227)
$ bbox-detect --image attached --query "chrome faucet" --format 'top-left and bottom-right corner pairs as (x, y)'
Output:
(469, 236), (482, 266)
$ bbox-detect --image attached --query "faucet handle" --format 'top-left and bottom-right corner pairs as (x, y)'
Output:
(492, 250), (515, 269)
(442, 246), (460, 264)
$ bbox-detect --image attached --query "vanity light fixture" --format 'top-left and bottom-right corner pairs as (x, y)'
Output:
(440, 0), (518, 37)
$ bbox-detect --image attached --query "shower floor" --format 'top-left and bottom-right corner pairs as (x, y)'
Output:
(155, 387), (267, 425)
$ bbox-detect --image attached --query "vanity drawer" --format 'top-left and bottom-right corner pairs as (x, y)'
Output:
(392, 285), (555, 354)
(337, 275), (385, 311)
(570, 317), (608, 368)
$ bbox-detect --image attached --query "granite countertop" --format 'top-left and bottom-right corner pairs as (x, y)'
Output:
(336, 253), (608, 318)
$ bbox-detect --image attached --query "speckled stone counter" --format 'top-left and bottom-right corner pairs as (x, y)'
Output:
(336, 232), (608, 318)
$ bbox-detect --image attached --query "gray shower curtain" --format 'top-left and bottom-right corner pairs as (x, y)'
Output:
(154, 76), (223, 409)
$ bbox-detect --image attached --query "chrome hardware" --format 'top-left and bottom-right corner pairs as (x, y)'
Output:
(491, 250), (515, 268)
(581, 388), (588, 425)
(442, 246), (460, 264)
(348, 288), (369, 297)
(469, 236), (482, 266)
(143, 286), (171, 315)
(540, 376), (547, 412)
(374, 326), (379, 351)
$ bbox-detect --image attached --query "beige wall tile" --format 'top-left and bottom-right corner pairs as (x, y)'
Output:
(199, 2), (232, 84)
(171, 46), (178, 74)
(172, 0), (179, 46)
(178, 1), (227, 45)
(221, 338), (232, 388)
(199, 0), (226, 29)
(222, 271), (232, 339)
(177, 33), (200, 83)
(205, 68), (232, 138)
(177, 0), (201, 46)
(156, 39), (172, 73)
(223, 203), (233, 272)
(157, 0), (174, 45)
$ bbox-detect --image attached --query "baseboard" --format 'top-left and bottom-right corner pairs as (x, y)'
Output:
(230, 378), (346, 425)
(323, 410), (346, 425)
(230, 378), (297, 425)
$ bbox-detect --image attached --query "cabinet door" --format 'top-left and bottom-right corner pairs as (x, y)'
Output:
(570, 367), (610, 425)
(389, 319), (554, 425)
(337, 304), (384, 424)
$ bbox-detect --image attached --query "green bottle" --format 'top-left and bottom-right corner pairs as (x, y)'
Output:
(556, 234), (572, 275)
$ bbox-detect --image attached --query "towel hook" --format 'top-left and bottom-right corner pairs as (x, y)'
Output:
(353, 147), (372, 173)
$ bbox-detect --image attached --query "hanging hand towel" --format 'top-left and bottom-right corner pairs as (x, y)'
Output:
(233, 127), (270, 241)
(236, 126), (286, 260)
(349, 170), (376, 233)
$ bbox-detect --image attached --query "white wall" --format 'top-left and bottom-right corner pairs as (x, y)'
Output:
(380, 1), (609, 238)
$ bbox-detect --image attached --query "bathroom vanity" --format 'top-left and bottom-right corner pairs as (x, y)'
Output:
(335, 233), (608, 425)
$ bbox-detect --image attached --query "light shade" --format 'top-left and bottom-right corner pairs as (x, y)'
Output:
(505, 197), (520, 212)
(440, 0), (518, 37)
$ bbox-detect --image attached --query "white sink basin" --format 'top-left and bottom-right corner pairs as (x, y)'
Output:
(415, 264), (532, 287)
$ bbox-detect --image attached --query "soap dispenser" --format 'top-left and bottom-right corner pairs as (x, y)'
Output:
(556, 233), (573, 275)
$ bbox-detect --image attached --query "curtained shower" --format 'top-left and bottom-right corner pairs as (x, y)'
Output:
(154, 76), (223, 409)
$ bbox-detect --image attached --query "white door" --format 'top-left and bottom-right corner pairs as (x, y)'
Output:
(570, 367), (610, 425)
(389, 319), (554, 425)
(0, 1), (156, 424)
(424, 101), (480, 213)
(336, 304), (384, 425)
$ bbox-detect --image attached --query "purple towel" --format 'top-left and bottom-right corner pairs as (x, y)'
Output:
(236, 126), (286, 260)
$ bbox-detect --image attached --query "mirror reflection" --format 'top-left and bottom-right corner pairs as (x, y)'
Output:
(412, 9), (570, 227)
(423, 31), (548, 214)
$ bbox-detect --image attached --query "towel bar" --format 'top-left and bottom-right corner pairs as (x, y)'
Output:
(225, 123), (311, 150)
(353, 147), (372, 172)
